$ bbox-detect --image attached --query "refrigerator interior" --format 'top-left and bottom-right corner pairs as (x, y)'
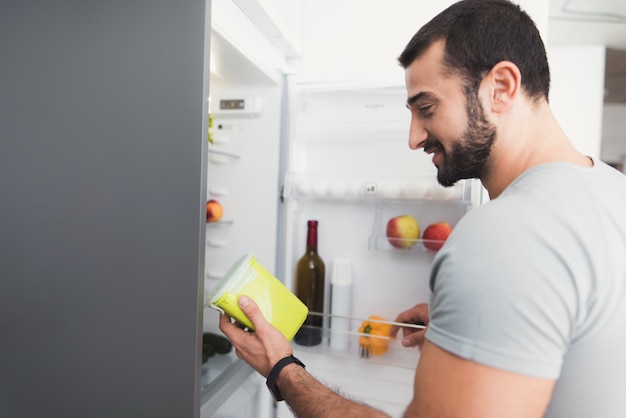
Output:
(276, 83), (480, 417)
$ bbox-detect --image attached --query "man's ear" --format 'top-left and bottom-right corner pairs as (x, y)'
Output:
(486, 61), (521, 113)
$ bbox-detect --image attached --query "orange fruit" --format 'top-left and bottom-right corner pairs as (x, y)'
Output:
(206, 200), (223, 222)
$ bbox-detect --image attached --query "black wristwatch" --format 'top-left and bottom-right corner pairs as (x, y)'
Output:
(266, 355), (306, 401)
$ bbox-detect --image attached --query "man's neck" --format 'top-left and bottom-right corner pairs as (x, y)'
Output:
(480, 105), (589, 199)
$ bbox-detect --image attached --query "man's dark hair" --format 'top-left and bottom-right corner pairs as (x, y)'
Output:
(398, 0), (550, 102)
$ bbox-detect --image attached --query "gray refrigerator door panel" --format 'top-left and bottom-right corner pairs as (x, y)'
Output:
(0, 1), (210, 417)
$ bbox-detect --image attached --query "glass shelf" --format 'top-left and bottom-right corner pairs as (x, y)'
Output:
(206, 220), (233, 227)
(368, 236), (445, 253)
(283, 171), (473, 203)
(367, 196), (470, 252)
(292, 312), (422, 370)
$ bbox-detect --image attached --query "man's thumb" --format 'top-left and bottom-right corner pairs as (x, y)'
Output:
(238, 295), (262, 325)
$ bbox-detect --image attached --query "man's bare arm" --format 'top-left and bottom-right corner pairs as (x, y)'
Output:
(404, 340), (556, 418)
(277, 363), (390, 418)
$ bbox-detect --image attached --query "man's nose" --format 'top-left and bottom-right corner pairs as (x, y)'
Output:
(408, 116), (427, 150)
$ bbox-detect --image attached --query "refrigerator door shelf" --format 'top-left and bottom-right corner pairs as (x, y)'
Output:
(208, 148), (241, 164)
(206, 220), (234, 227)
(207, 239), (227, 248)
(209, 187), (230, 196)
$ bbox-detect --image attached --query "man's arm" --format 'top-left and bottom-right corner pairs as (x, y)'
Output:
(219, 296), (390, 418)
(276, 363), (390, 418)
(404, 340), (556, 418)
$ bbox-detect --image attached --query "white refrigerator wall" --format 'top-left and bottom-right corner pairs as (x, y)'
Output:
(279, 84), (470, 321)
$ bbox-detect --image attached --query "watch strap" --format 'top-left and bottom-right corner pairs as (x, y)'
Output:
(266, 355), (306, 401)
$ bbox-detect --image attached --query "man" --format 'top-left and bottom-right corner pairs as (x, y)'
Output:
(220, 0), (626, 417)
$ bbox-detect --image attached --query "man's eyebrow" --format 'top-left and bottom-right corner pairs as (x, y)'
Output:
(406, 91), (436, 107)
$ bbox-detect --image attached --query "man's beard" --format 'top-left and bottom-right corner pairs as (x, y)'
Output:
(429, 92), (496, 187)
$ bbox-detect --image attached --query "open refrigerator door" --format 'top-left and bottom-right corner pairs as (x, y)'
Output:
(200, 19), (284, 416)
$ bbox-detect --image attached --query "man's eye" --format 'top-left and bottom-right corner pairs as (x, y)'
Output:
(419, 105), (434, 116)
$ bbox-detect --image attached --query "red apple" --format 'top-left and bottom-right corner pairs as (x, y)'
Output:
(422, 222), (452, 251)
(386, 215), (420, 249)
(206, 199), (223, 222)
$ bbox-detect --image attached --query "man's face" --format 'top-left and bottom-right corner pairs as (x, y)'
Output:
(405, 41), (496, 187)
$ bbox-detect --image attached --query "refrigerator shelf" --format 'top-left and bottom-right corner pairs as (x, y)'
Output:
(368, 199), (469, 252)
(283, 171), (473, 203)
(368, 235), (446, 253)
(292, 314), (421, 370)
(206, 220), (234, 227)
(284, 194), (473, 206)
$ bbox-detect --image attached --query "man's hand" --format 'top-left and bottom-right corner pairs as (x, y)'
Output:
(219, 295), (293, 377)
(390, 303), (429, 350)
(219, 295), (391, 418)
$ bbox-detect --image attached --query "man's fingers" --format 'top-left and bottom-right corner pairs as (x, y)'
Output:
(219, 312), (230, 328)
(389, 325), (400, 338)
(238, 295), (266, 329)
(402, 330), (426, 348)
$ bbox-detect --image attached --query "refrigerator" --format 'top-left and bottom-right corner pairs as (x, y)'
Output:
(201, 24), (482, 418)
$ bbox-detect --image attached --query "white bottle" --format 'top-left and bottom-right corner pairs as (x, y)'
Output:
(329, 259), (353, 351)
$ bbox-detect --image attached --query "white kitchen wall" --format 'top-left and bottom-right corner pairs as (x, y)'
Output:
(297, 0), (456, 85)
(548, 45), (606, 160)
(295, 0), (548, 85)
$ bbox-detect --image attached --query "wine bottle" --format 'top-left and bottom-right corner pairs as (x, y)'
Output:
(294, 220), (325, 346)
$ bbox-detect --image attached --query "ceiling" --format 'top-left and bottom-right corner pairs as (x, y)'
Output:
(548, 0), (626, 103)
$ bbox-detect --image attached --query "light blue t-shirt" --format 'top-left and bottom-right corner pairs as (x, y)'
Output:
(427, 160), (626, 417)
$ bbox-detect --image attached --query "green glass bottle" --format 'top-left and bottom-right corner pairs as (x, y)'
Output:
(294, 220), (325, 346)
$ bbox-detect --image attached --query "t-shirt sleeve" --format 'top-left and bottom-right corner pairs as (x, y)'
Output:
(425, 201), (576, 379)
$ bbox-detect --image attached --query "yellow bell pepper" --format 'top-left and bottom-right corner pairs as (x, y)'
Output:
(359, 315), (392, 356)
